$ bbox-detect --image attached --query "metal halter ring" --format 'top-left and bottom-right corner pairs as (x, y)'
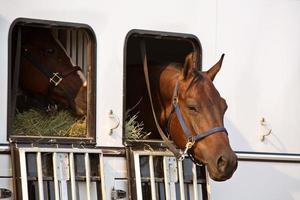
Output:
(178, 137), (196, 161)
(50, 72), (63, 86)
(172, 97), (178, 107)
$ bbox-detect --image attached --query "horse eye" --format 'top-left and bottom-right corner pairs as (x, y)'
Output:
(187, 105), (198, 112)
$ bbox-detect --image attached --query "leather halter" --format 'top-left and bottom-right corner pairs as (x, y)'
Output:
(22, 48), (82, 108)
(164, 79), (228, 161)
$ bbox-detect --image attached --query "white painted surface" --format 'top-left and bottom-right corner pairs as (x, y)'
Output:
(210, 1), (300, 199)
(212, 0), (300, 154)
(211, 160), (300, 200)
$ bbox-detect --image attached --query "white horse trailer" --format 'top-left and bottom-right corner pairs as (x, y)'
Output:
(0, 0), (300, 200)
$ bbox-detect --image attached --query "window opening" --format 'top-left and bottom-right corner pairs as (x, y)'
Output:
(8, 18), (96, 143)
(124, 30), (201, 143)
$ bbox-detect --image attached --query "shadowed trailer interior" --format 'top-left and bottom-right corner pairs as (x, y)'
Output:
(8, 19), (96, 142)
(124, 31), (201, 140)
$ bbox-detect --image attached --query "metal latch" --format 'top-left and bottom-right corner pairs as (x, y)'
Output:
(56, 153), (70, 181)
(0, 188), (12, 199)
(111, 188), (126, 199)
(165, 157), (178, 182)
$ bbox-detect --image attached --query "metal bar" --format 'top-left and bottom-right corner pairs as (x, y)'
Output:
(99, 153), (106, 200)
(19, 150), (29, 200)
(134, 150), (174, 157)
(77, 31), (83, 68)
(69, 153), (77, 200)
(134, 150), (300, 163)
(36, 152), (45, 200)
(72, 30), (77, 64)
(17, 147), (103, 154)
(57, 153), (68, 200)
(52, 153), (60, 200)
(82, 33), (86, 72)
(163, 157), (170, 200)
(177, 160), (185, 200)
(133, 153), (143, 200)
(205, 166), (211, 200)
(85, 153), (91, 200)
(192, 164), (198, 200)
(60, 180), (69, 200)
(236, 152), (300, 162)
(149, 156), (157, 200)
(0, 145), (10, 153)
(66, 30), (71, 57)
(170, 158), (177, 200)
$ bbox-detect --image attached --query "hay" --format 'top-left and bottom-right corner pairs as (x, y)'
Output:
(125, 112), (151, 140)
(13, 109), (86, 137)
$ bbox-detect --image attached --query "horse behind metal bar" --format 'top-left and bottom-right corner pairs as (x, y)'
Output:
(127, 52), (237, 181)
(17, 27), (87, 116)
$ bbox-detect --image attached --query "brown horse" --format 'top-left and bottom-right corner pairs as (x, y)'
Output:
(157, 53), (237, 181)
(18, 27), (87, 116)
(127, 52), (237, 181)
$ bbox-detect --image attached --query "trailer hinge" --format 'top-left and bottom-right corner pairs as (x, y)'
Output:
(111, 187), (126, 199)
(0, 188), (12, 199)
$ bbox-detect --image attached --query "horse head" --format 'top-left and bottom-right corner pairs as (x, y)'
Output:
(20, 27), (87, 116)
(158, 53), (237, 181)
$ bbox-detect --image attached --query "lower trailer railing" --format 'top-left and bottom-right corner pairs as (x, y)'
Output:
(132, 150), (209, 200)
(16, 147), (105, 200)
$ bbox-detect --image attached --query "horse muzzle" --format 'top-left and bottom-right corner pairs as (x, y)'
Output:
(208, 152), (238, 181)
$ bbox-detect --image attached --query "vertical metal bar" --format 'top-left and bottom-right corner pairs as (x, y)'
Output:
(163, 157), (170, 200)
(149, 156), (157, 200)
(36, 152), (44, 200)
(168, 157), (177, 200)
(205, 166), (211, 200)
(52, 153), (60, 200)
(66, 30), (71, 57)
(58, 153), (69, 200)
(72, 30), (77, 64)
(69, 153), (77, 200)
(134, 153), (143, 200)
(77, 31), (83, 68)
(178, 160), (185, 200)
(192, 164), (199, 200)
(99, 153), (106, 200)
(85, 153), (91, 200)
(19, 150), (29, 200)
(82, 32), (86, 72)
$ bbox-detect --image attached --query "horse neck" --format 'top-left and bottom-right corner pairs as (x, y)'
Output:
(151, 65), (181, 124)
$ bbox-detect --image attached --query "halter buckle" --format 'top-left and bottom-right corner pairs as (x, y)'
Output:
(50, 72), (63, 86)
(172, 97), (178, 107)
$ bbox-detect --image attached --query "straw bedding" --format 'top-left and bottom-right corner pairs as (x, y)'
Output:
(13, 109), (86, 137)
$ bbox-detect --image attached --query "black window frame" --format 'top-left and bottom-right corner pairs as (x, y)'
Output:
(7, 18), (97, 144)
(123, 29), (202, 145)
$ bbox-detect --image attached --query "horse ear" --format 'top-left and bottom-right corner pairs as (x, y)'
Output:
(181, 52), (197, 80)
(207, 54), (225, 81)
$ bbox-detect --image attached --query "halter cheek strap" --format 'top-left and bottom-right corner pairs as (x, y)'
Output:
(165, 80), (228, 161)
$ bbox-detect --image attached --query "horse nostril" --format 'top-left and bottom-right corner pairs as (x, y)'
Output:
(217, 156), (227, 172)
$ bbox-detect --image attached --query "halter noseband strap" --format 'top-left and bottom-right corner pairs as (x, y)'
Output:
(165, 80), (228, 160)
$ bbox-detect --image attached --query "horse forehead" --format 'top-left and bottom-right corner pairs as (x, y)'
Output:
(187, 76), (220, 101)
